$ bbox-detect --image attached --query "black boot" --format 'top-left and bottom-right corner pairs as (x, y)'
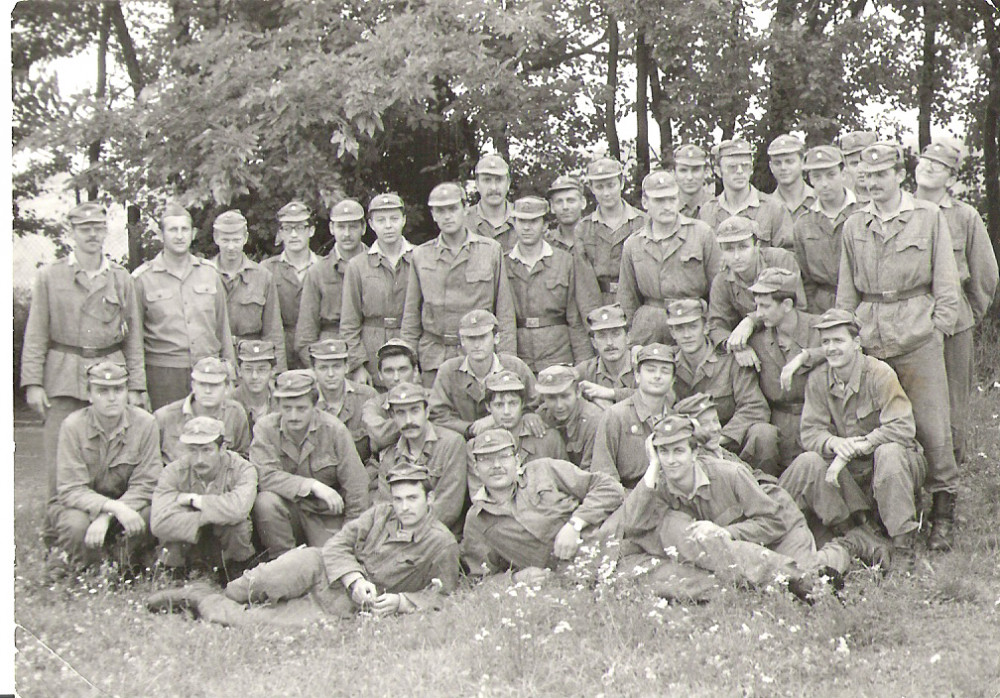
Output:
(927, 492), (956, 552)
(838, 525), (893, 571)
(890, 531), (917, 574)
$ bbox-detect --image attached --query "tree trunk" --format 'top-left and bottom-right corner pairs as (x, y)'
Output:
(635, 30), (650, 198)
(88, 4), (110, 201)
(648, 55), (672, 164)
(752, 0), (798, 193)
(917, 0), (938, 151)
(980, 8), (1000, 261)
(109, 2), (144, 98)
(605, 12), (621, 161)
(126, 205), (142, 270)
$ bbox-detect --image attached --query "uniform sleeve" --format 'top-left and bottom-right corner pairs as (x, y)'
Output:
(572, 231), (603, 319)
(566, 258), (594, 362)
(117, 416), (163, 512)
(261, 271), (288, 373)
(590, 411), (623, 484)
(577, 414), (598, 472)
(428, 369), (474, 436)
(399, 535), (461, 611)
(708, 273), (740, 347)
(295, 268), (323, 366)
(227, 403), (252, 459)
(722, 466), (789, 545)
(620, 480), (667, 547)
(459, 507), (498, 576)
(151, 463), (203, 544)
(835, 224), (861, 311)
(865, 363), (918, 448)
(216, 276), (237, 367)
(197, 457), (258, 526)
(428, 434), (469, 531)
(249, 422), (313, 500)
(771, 208), (794, 251)
(362, 397), (400, 453)
(56, 422), (110, 518)
(781, 253), (809, 311)
(703, 232), (724, 291)
(799, 371), (837, 455)
(321, 506), (377, 583)
(494, 254), (517, 355)
(20, 270), (50, 389)
(962, 209), (999, 325)
(616, 240), (641, 325)
(547, 459), (624, 528)
(400, 257), (424, 351)
(119, 273), (147, 393)
(722, 363), (772, 446)
(339, 261), (367, 373)
(930, 212), (962, 335)
(792, 219), (819, 306)
(333, 424), (370, 520)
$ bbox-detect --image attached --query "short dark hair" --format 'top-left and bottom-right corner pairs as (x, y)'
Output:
(279, 388), (320, 406)
(389, 478), (432, 495)
(753, 289), (797, 305)
(485, 388), (526, 407)
(378, 347), (417, 371)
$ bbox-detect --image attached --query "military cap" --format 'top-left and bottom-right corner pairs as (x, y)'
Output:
(427, 182), (465, 207)
(161, 201), (192, 220)
(920, 141), (961, 171)
(839, 130), (877, 156)
(585, 304), (627, 331)
(673, 144), (709, 167)
(715, 139), (753, 161)
(470, 428), (517, 456)
(86, 361), (128, 386)
(635, 343), (676, 366)
(377, 338), (417, 363)
(273, 369), (316, 398)
(858, 142), (903, 173)
(329, 199), (365, 222)
(309, 338), (349, 360)
(535, 365), (578, 395)
(512, 196), (549, 220)
(585, 157), (624, 181)
(277, 201), (311, 223)
(213, 210), (248, 234)
(368, 192), (405, 214)
(237, 339), (277, 363)
(386, 381), (428, 407)
(716, 216), (759, 243)
(484, 370), (526, 393)
(179, 416), (226, 445)
(673, 392), (716, 418)
(803, 146), (844, 171)
(812, 308), (861, 332)
(386, 463), (431, 484)
(458, 309), (498, 337)
(476, 154), (510, 177)
(666, 298), (708, 326)
(651, 415), (695, 446)
(192, 357), (230, 384)
(767, 134), (805, 156)
(748, 267), (801, 295)
(547, 174), (585, 195)
(642, 170), (679, 197)
(67, 202), (107, 225)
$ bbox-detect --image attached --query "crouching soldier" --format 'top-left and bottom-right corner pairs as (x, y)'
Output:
(151, 417), (257, 583)
(46, 362), (160, 578)
(536, 365), (603, 471)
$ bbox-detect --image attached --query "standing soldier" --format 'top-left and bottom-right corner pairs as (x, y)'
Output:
(673, 144), (714, 220)
(838, 130), (878, 203)
(134, 202), (235, 411)
(261, 200), (320, 370)
(536, 365), (604, 472)
(21, 202), (146, 502)
(574, 157), (648, 314)
(837, 142), (962, 551)
(767, 135), (816, 223)
(466, 154), (516, 252)
(231, 340), (278, 434)
(295, 199), (368, 366)
(505, 196), (591, 372)
(793, 146), (862, 313)
(211, 210), (287, 373)
(575, 304), (636, 409)
(340, 193), (414, 388)
(913, 141), (999, 467)
(617, 170), (722, 345)
(308, 339), (379, 464)
(400, 182), (516, 386)
(699, 139), (792, 249)
(545, 175), (587, 252)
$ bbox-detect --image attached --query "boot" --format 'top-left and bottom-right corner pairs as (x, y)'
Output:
(927, 492), (956, 552)
(838, 525), (893, 571)
(146, 580), (218, 614)
(890, 531), (916, 574)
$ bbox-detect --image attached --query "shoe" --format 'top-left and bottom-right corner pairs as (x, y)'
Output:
(890, 531), (917, 574)
(927, 492), (956, 551)
(838, 525), (893, 571)
(146, 580), (218, 614)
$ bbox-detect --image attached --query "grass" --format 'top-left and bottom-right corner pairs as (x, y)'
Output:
(13, 388), (1000, 697)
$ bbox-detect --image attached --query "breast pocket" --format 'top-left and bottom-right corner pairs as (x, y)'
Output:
(465, 263), (495, 285)
(542, 275), (569, 307)
(233, 288), (267, 334)
(144, 287), (176, 322)
(191, 283), (217, 311)
(319, 276), (344, 319)
(677, 249), (710, 294)
(892, 233), (931, 283)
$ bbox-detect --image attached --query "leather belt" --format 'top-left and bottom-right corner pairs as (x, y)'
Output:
(233, 333), (262, 344)
(597, 277), (619, 294)
(363, 317), (401, 330)
(516, 316), (567, 329)
(423, 331), (461, 347)
(49, 341), (123, 359)
(320, 319), (340, 332)
(771, 401), (804, 414)
(860, 285), (931, 303)
(641, 298), (682, 310)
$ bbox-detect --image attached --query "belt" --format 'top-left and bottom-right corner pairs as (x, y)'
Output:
(641, 298), (682, 310)
(423, 331), (461, 347)
(363, 317), (401, 330)
(771, 401), (804, 414)
(860, 285), (931, 303)
(233, 332), (262, 344)
(49, 341), (123, 359)
(597, 277), (619, 294)
(320, 319), (340, 332)
(516, 315), (567, 329)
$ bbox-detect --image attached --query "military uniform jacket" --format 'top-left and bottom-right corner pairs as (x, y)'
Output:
(231, 382), (277, 435)
(295, 244), (367, 364)
(467, 201), (516, 253)
(428, 353), (536, 437)
(679, 186), (713, 220)
(317, 380), (379, 463)
(55, 405), (161, 519)
(151, 450), (257, 545)
(250, 410), (369, 520)
(792, 193), (863, 313)
(698, 186), (793, 249)
(591, 392), (674, 489)
(544, 226), (575, 253)
(747, 309), (822, 410)
(133, 253), (236, 369)
(400, 231), (516, 372)
(539, 398), (604, 471)
(836, 192), (960, 359)
(154, 395), (252, 464)
(936, 194), (999, 334)
(22, 255), (145, 399)
(260, 251), (318, 332)
(573, 202), (648, 314)
(213, 255), (287, 372)
(771, 184), (817, 224)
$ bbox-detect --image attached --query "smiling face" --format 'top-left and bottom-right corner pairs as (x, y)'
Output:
(669, 317), (709, 356)
(70, 221), (109, 257)
(549, 190), (585, 227)
(694, 408), (722, 449)
(390, 401), (428, 440)
(540, 385), (579, 424)
(474, 447), (519, 491)
(860, 167), (904, 206)
(914, 157), (956, 192)
(160, 215), (195, 256)
(769, 153), (804, 188)
(277, 220), (314, 254)
(820, 325), (862, 370)
(655, 438), (698, 491)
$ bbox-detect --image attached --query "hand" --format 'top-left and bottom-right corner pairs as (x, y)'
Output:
(188, 494), (203, 510)
(309, 480), (344, 514)
(852, 437), (875, 457)
(350, 578), (378, 607)
(827, 436), (861, 461)
(469, 416), (496, 437)
(521, 413), (547, 439)
(732, 347), (761, 372)
(127, 390), (147, 410)
(726, 317), (756, 352)
(642, 433), (660, 488)
(686, 520), (731, 541)
(779, 354), (805, 392)
(349, 366), (372, 387)
(553, 522), (582, 560)
(108, 502), (146, 537)
(373, 593), (401, 617)
(579, 381), (615, 403)
(84, 514), (112, 549)
(26, 386), (49, 420)
(824, 454), (849, 488)
(512, 567), (552, 585)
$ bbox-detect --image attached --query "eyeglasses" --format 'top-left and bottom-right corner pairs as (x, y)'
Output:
(918, 159), (953, 174)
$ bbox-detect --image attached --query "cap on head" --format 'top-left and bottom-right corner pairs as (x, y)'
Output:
(162, 201), (192, 221)
(87, 361), (128, 387)
(673, 144), (708, 167)
(839, 130), (877, 156)
(237, 340), (277, 363)
(748, 267), (801, 296)
(920, 141), (961, 171)
(179, 416), (225, 445)
(386, 381), (428, 407)
(586, 157), (624, 181)
(377, 338), (417, 363)
(716, 216), (759, 243)
(812, 308), (861, 332)
(273, 369), (316, 398)
(651, 415), (696, 446)
(673, 392), (716, 418)
(535, 365), (578, 395)
(368, 192), (405, 214)
(715, 139), (753, 162)
(192, 357), (230, 384)
(635, 343), (676, 367)
(386, 462), (431, 485)
(803, 146), (844, 171)
(858, 142), (903, 173)
(512, 196), (549, 220)
(476, 154), (510, 177)
(459, 309), (498, 337)
(308, 338), (349, 361)
(213, 210), (248, 235)
(329, 199), (365, 223)
(277, 201), (311, 223)
(547, 174), (585, 196)
(470, 428), (517, 456)
(642, 170), (679, 197)
(427, 182), (465, 207)
(585, 304), (627, 331)
(666, 298), (708, 326)
(484, 370), (526, 394)
(68, 202), (107, 225)
(767, 134), (805, 156)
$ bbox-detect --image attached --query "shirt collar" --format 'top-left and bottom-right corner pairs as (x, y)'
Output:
(474, 201), (514, 227)
(775, 183), (816, 213)
(863, 190), (916, 222)
(213, 254), (254, 278)
(67, 252), (111, 277)
(280, 249), (319, 269)
(508, 240), (554, 266)
(719, 186), (761, 215)
(631, 390), (670, 424)
(433, 229), (475, 251)
(810, 187), (857, 218)
(588, 201), (643, 226)
(827, 354), (863, 396)
(637, 217), (685, 242)
(86, 405), (131, 439)
(459, 353), (503, 378)
(369, 239), (415, 258)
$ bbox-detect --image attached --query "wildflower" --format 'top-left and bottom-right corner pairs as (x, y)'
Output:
(553, 621), (572, 634)
(500, 617), (515, 628)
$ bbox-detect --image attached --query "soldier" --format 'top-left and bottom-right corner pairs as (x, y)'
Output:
(461, 429), (624, 580)
(505, 196), (591, 372)
(466, 154), (516, 252)
(617, 170), (722, 345)
(767, 134), (816, 222)
(340, 193), (414, 388)
(400, 182), (516, 386)
(573, 157), (648, 313)
(427, 309), (536, 440)
(46, 362), (159, 576)
(793, 146), (863, 313)
(838, 130), (878, 203)
(231, 340), (278, 434)
(261, 200), (320, 370)
(837, 142), (962, 550)
(536, 365), (604, 471)
(153, 357), (251, 465)
(779, 309), (926, 568)
(21, 202), (146, 503)
(151, 416), (258, 583)
(667, 299), (779, 475)
(362, 339), (421, 455)
(249, 370), (369, 558)
(294, 199), (369, 366)
(308, 338), (379, 464)
(575, 304), (636, 409)
(545, 174), (587, 252)
(374, 383), (467, 536)
(914, 141), (999, 466)
(482, 371), (567, 467)
(673, 144), (714, 219)
(211, 210), (287, 372)
(134, 202), (235, 411)
(699, 138), (793, 249)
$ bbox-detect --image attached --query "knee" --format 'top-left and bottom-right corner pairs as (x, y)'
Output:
(873, 443), (907, 472)
(747, 423), (779, 446)
(779, 452), (826, 487)
(53, 508), (91, 546)
(252, 491), (288, 523)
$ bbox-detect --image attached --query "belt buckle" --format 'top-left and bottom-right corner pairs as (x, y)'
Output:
(525, 317), (540, 329)
(81, 347), (98, 359)
(384, 317), (399, 328)
(881, 290), (899, 302)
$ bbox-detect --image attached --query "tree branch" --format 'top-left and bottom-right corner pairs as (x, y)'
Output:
(109, 1), (144, 98)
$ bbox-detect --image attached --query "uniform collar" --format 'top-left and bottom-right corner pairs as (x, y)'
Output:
(507, 240), (554, 266)
(473, 201), (514, 228)
(775, 183), (816, 213)
(662, 457), (711, 501)
(279, 249), (319, 270)
(637, 216), (687, 242)
(459, 353), (503, 378)
(369, 239), (414, 258)
(718, 186), (762, 216)
(433, 229), (476, 251)
(67, 251), (110, 278)
(85, 405), (131, 439)
(810, 187), (857, 218)
(863, 190), (916, 222)
(588, 201), (643, 226)
(631, 390), (671, 424)
(213, 254), (254, 279)
(827, 353), (864, 398)
(396, 421), (439, 458)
